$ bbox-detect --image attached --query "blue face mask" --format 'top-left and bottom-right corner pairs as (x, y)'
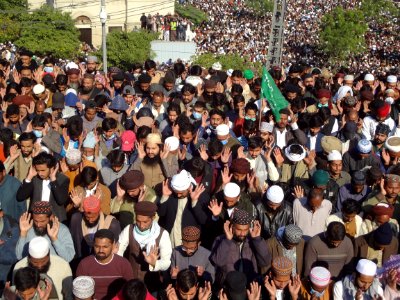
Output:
(103, 133), (115, 141)
(192, 111), (202, 120)
(310, 287), (325, 298)
(33, 130), (43, 138)
(221, 139), (228, 145)
(245, 116), (256, 121)
(317, 103), (329, 108)
(44, 66), (54, 73)
(134, 225), (151, 236)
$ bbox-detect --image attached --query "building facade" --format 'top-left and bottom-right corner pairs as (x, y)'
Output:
(28, 0), (175, 47)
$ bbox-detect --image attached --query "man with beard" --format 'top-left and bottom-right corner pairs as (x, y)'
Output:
(16, 201), (75, 263)
(78, 73), (101, 102)
(210, 209), (269, 289)
(304, 222), (354, 280)
(372, 123), (390, 157)
(254, 185), (293, 240)
(77, 229), (133, 300)
(85, 56), (99, 75)
(158, 170), (208, 247)
(16, 152), (70, 222)
(70, 196), (121, 261)
(333, 259), (384, 299)
(111, 170), (157, 228)
(170, 226), (214, 283)
(382, 136), (400, 172)
(220, 158), (259, 194)
(13, 237), (72, 300)
(131, 133), (178, 189)
(2, 103), (29, 135)
(117, 201), (172, 293)
(66, 68), (81, 91)
(110, 72), (125, 97)
(198, 109), (233, 143)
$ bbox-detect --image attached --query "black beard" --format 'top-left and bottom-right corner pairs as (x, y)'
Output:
(232, 178), (248, 191)
(143, 155), (161, 166)
(34, 226), (47, 236)
(84, 216), (100, 228)
(374, 139), (385, 145)
(29, 260), (51, 274)
(81, 87), (93, 94)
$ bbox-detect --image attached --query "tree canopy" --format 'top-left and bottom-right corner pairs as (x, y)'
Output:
(246, 0), (273, 15)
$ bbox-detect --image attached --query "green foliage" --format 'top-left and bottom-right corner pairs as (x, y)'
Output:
(175, 2), (208, 25)
(246, 0), (273, 15)
(360, 0), (399, 24)
(192, 53), (262, 77)
(0, 15), (21, 42)
(13, 5), (80, 58)
(0, 0), (27, 10)
(100, 30), (158, 69)
(319, 7), (368, 63)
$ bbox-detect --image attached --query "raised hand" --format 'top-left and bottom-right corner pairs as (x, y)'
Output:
(247, 281), (261, 300)
(37, 279), (53, 300)
(292, 185), (304, 199)
(160, 144), (171, 159)
(116, 179), (126, 201)
(143, 245), (159, 267)
(247, 171), (256, 189)
(170, 266), (179, 279)
(273, 147), (285, 167)
(26, 165), (37, 181)
(201, 110), (208, 128)
(47, 216), (60, 242)
(250, 220), (261, 239)
(237, 146), (246, 159)
(198, 281), (212, 300)
(220, 147), (232, 164)
(264, 276), (277, 298)
(178, 145), (187, 161)
(189, 184), (205, 202)
(9, 144), (20, 160)
(219, 289), (228, 300)
(166, 284), (178, 300)
(19, 212), (33, 236)
(136, 141), (146, 159)
(137, 185), (146, 202)
(162, 179), (173, 197)
(49, 163), (59, 182)
(303, 150), (316, 167)
(288, 274), (301, 298)
(70, 189), (83, 209)
(62, 128), (70, 149)
(221, 166), (232, 185)
(223, 220), (233, 240)
(28, 101), (35, 114)
(199, 144), (209, 161)
(382, 149), (390, 165)
(59, 158), (68, 173)
(208, 199), (223, 217)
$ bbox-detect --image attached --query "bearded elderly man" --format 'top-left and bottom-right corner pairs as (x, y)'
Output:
(158, 170), (209, 247)
(131, 133), (178, 189)
(117, 201), (171, 293)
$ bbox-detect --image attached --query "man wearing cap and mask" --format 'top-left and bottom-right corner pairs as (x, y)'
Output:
(110, 170), (156, 228)
(354, 222), (398, 267)
(16, 201), (75, 263)
(13, 236), (72, 300)
(326, 150), (351, 187)
(342, 139), (381, 174)
(70, 196), (121, 261)
(362, 174), (400, 220)
(333, 259), (384, 299)
(264, 256), (301, 300)
(337, 171), (370, 211)
(158, 170), (208, 247)
(131, 133), (179, 189)
(210, 209), (269, 288)
(362, 100), (395, 141)
(170, 226), (215, 283)
(299, 266), (333, 300)
(215, 124), (240, 150)
(265, 224), (305, 276)
(254, 185), (293, 240)
(118, 201), (172, 292)
(304, 222), (354, 280)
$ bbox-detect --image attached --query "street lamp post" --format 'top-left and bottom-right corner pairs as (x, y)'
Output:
(99, 3), (108, 73)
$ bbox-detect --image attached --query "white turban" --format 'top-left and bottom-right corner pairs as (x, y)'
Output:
(171, 170), (197, 191)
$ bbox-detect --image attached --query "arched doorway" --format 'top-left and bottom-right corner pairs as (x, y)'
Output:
(75, 16), (92, 47)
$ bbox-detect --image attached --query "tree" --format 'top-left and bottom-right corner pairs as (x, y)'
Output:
(175, 2), (208, 25)
(101, 30), (158, 69)
(246, 0), (273, 15)
(14, 5), (80, 58)
(0, 15), (21, 42)
(0, 0), (27, 10)
(319, 7), (368, 63)
(360, 0), (398, 25)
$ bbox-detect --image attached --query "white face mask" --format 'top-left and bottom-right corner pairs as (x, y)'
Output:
(86, 155), (94, 161)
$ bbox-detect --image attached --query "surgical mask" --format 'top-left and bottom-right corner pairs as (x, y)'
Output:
(192, 111), (202, 120)
(245, 116), (256, 121)
(70, 83), (79, 90)
(133, 73), (140, 80)
(317, 103), (329, 108)
(103, 133), (115, 140)
(134, 225), (150, 236)
(221, 139), (228, 145)
(310, 288), (325, 298)
(33, 130), (43, 138)
(44, 66), (54, 73)
(86, 155), (94, 161)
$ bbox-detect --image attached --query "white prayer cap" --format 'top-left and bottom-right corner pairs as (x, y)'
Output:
(364, 74), (374, 81)
(65, 62), (79, 71)
(171, 170), (197, 191)
(327, 150), (342, 161)
(387, 75), (398, 83)
(65, 88), (77, 96)
(185, 76), (203, 88)
(385, 97), (394, 105)
(356, 259), (377, 276)
(260, 122), (274, 133)
(212, 62), (222, 71)
(284, 144), (306, 162)
(224, 182), (240, 198)
(266, 185), (284, 204)
(216, 124), (229, 136)
(227, 69), (234, 77)
(344, 75), (354, 81)
(66, 149), (82, 165)
(33, 84), (45, 95)
(73, 276), (95, 299)
(29, 237), (50, 259)
(385, 136), (400, 153)
(310, 266), (331, 286)
(165, 136), (180, 151)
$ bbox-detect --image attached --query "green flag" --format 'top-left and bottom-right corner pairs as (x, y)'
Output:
(261, 66), (289, 121)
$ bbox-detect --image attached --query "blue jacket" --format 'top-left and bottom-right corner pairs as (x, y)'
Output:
(0, 215), (19, 285)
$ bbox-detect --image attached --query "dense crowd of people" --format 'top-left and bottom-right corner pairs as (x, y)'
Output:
(0, 47), (400, 300)
(189, 0), (399, 71)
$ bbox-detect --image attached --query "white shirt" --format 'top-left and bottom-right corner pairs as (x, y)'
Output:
(276, 128), (287, 149)
(362, 115), (395, 140)
(42, 179), (51, 201)
(308, 134), (317, 151)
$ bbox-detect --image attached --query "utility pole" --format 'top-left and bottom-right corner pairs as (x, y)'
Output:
(266, 0), (287, 69)
(124, 0), (128, 32)
(99, 0), (108, 73)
